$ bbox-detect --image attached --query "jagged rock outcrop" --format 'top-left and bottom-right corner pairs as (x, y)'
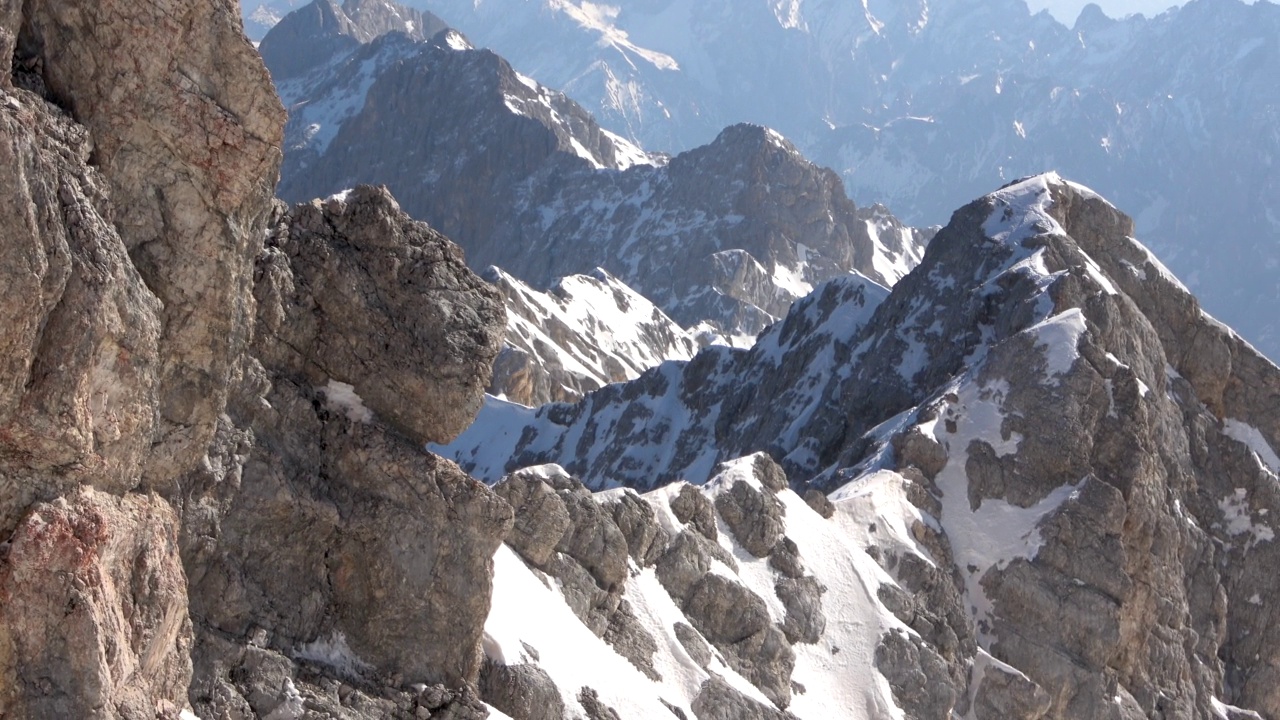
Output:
(1, 0), (282, 714)
(254, 186), (505, 443)
(479, 458), (834, 718)
(262, 5), (930, 339)
(185, 189), (512, 713)
(17, 0), (287, 485)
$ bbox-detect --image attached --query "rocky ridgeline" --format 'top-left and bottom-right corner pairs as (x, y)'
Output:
(262, 0), (929, 341)
(441, 175), (1280, 718)
(1, 3), (512, 716)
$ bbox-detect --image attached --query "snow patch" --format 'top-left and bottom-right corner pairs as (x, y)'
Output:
(322, 380), (373, 423)
(1223, 419), (1280, 476)
(1024, 308), (1088, 383)
(294, 632), (372, 679)
(1218, 489), (1276, 549)
(927, 378), (1082, 643)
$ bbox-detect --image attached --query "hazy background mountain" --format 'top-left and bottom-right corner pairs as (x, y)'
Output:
(246, 0), (1278, 361)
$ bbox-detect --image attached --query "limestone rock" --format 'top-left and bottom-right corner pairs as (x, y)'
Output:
(479, 660), (565, 720)
(656, 529), (739, 603)
(0, 487), (191, 718)
(690, 675), (789, 720)
(494, 472), (573, 567)
(801, 490), (835, 519)
(875, 630), (956, 720)
(0, 84), (162, 520)
(605, 489), (671, 567)
(715, 480), (786, 558)
(775, 577), (826, 645)
(671, 485), (719, 541)
(19, 0), (285, 484)
(255, 186), (506, 444)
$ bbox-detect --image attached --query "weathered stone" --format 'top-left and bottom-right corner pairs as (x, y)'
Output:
(715, 480), (786, 558)
(555, 491), (630, 592)
(478, 660), (565, 720)
(971, 659), (1052, 720)
(607, 489), (671, 567)
(801, 489), (835, 519)
(494, 473), (572, 567)
(769, 536), (806, 579)
(187, 378), (513, 688)
(656, 529), (738, 603)
(0, 86), (162, 524)
(674, 623), (713, 669)
(578, 687), (623, 720)
(776, 576), (826, 644)
(690, 675), (789, 720)
(876, 630), (957, 720)
(685, 575), (771, 645)
(17, 0), (286, 484)
(255, 187), (506, 445)
(0, 488), (191, 718)
(671, 485), (719, 541)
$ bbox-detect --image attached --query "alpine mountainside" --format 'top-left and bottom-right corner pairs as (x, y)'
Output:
(438, 174), (1280, 717)
(261, 1), (930, 341)
(485, 267), (701, 407)
(403, 0), (1280, 362)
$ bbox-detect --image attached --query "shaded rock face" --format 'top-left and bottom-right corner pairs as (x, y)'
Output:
(0, 82), (162, 528)
(0, 488), (191, 719)
(263, 6), (929, 339)
(185, 191), (512, 704)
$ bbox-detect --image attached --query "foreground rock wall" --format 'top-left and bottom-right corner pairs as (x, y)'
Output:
(1, 5), (512, 718)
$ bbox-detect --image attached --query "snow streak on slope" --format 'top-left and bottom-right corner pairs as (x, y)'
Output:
(487, 267), (700, 405)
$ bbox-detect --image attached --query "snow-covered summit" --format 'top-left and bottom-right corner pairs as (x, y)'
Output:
(438, 174), (1280, 718)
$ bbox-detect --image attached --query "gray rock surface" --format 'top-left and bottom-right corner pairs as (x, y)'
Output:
(494, 471), (573, 567)
(0, 5), (514, 714)
(775, 577), (826, 645)
(0, 488), (192, 718)
(479, 660), (566, 720)
(690, 676), (790, 720)
(715, 480), (785, 558)
(186, 191), (512, 696)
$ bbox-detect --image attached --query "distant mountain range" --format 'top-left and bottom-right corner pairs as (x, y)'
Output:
(247, 0), (1279, 361)
(261, 0), (929, 364)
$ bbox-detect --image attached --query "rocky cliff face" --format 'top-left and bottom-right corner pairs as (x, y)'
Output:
(263, 6), (929, 340)
(1, 3), (511, 718)
(439, 175), (1280, 718)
